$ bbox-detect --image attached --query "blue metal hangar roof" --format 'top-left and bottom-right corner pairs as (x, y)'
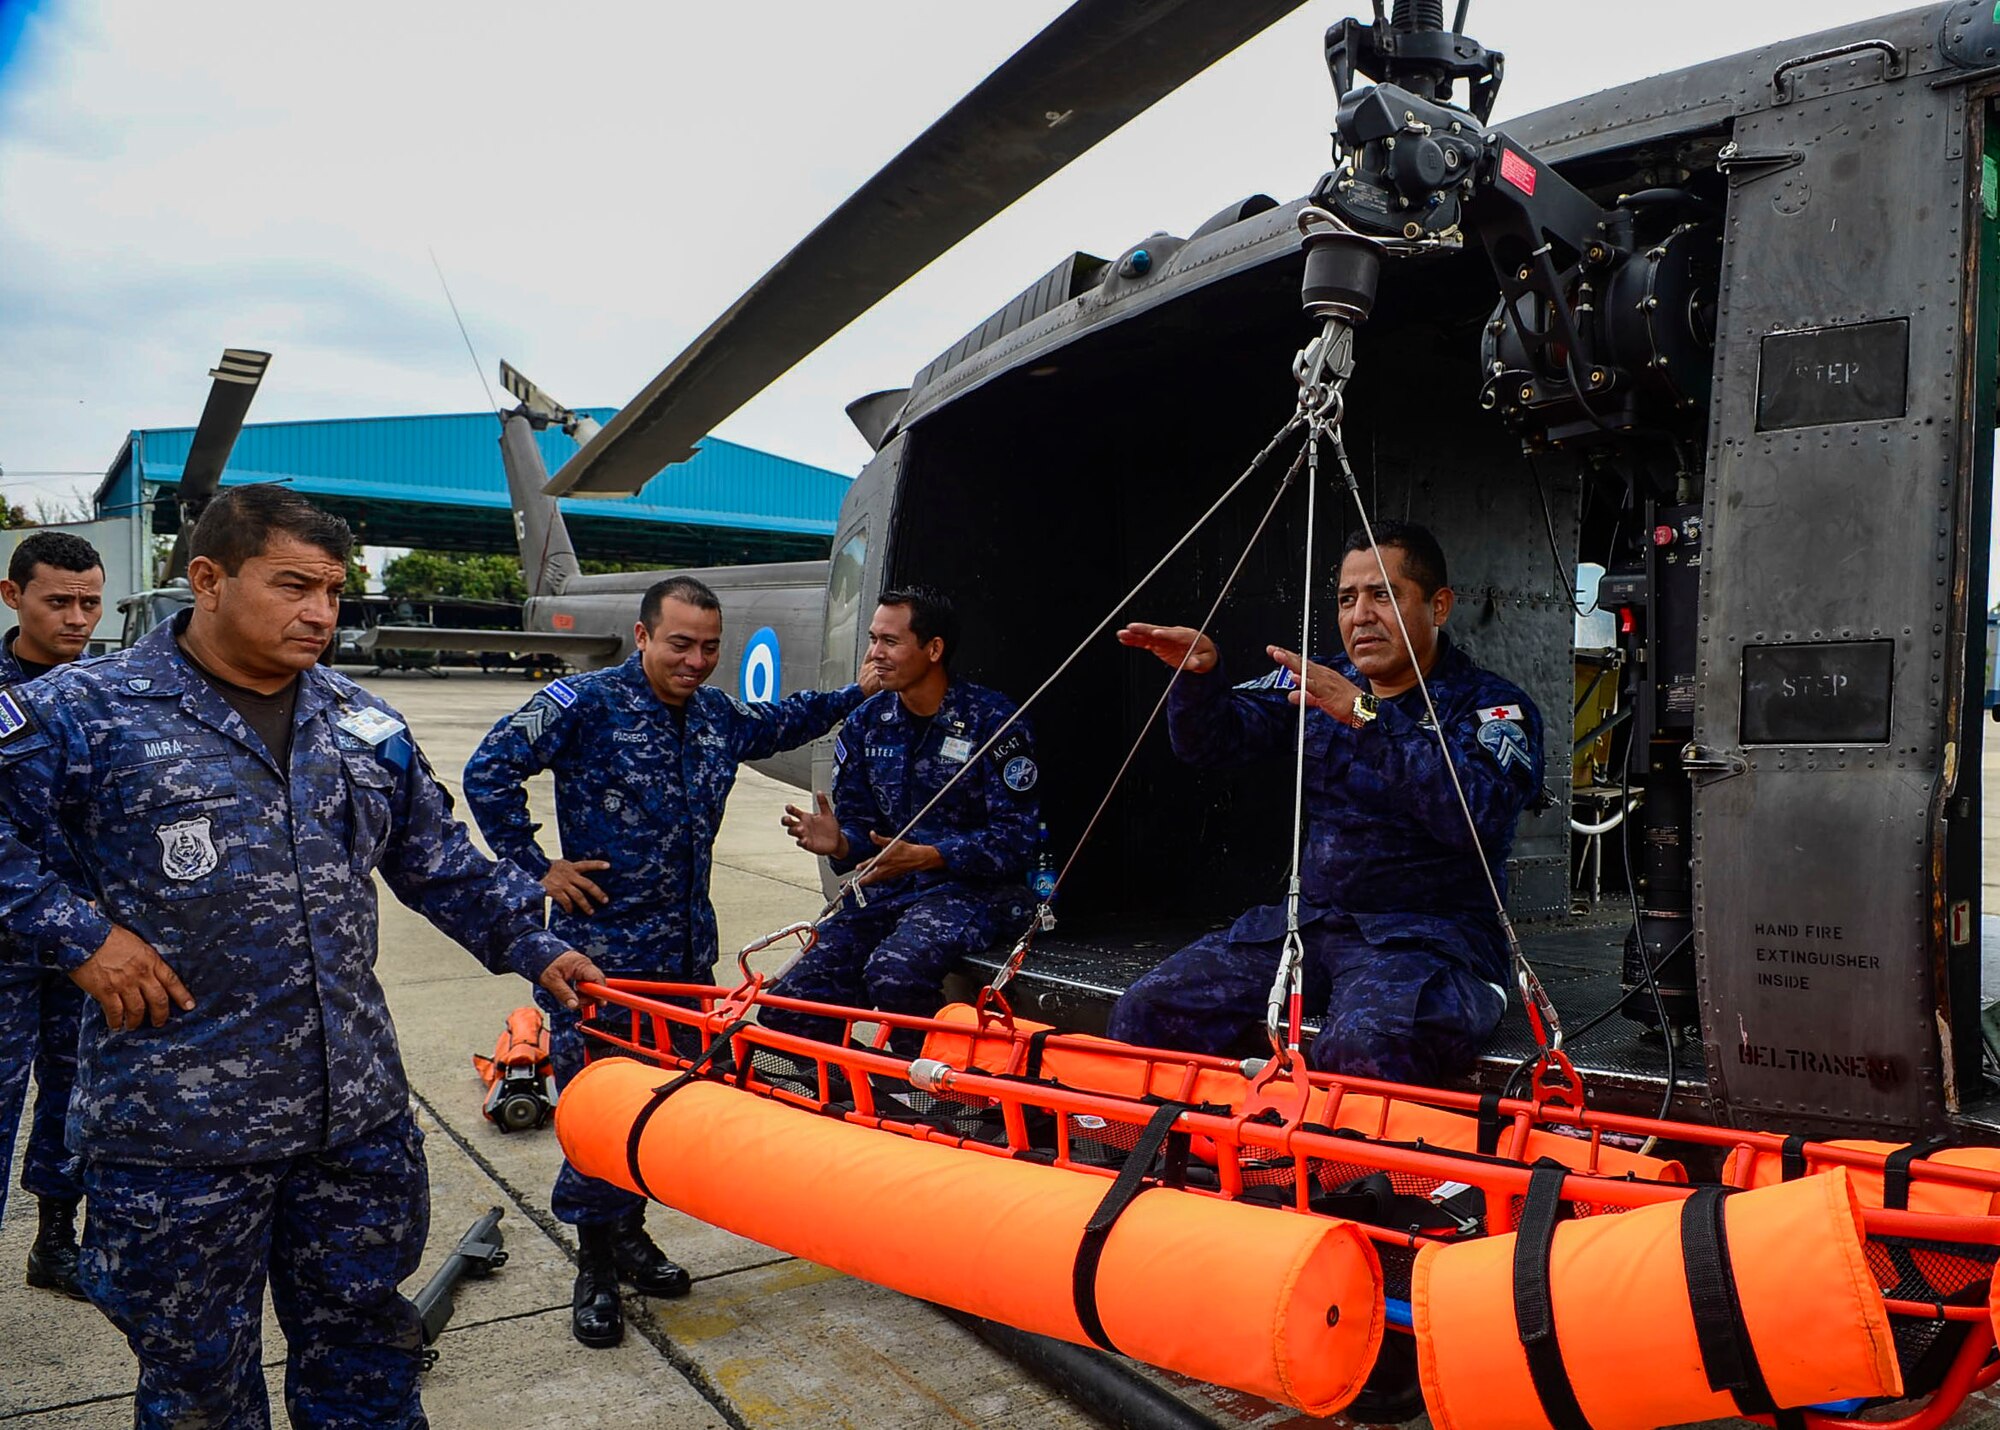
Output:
(97, 409), (853, 565)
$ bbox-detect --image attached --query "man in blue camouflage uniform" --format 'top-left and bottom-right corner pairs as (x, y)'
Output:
(1109, 522), (1544, 1084)
(0, 486), (599, 1429)
(0, 530), (105, 1298)
(772, 586), (1040, 1053)
(463, 574), (874, 1348)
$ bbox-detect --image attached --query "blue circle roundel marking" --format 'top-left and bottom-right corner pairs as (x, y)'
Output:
(740, 626), (781, 704)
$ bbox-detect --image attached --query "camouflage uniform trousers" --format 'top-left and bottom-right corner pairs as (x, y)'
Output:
(0, 964), (84, 1224)
(1106, 913), (1508, 1085)
(539, 943), (711, 1229)
(762, 886), (1010, 1054)
(78, 1113), (430, 1430)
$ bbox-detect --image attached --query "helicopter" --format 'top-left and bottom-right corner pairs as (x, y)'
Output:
(372, 0), (2000, 1154)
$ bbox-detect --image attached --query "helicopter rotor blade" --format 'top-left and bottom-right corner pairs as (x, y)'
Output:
(547, 0), (1309, 497)
(163, 348), (271, 581)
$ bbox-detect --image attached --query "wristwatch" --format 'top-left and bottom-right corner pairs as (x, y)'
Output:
(1351, 692), (1379, 726)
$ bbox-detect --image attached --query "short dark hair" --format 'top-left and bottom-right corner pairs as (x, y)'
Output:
(9, 531), (103, 588)
(640, 575), (721, 629)
(878, 585), (959, 665)
(1343, 520), (1448, 599)
(189, 484), (353, 574)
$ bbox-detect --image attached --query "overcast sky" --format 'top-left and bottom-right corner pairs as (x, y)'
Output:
(0, 1), (1948, 532)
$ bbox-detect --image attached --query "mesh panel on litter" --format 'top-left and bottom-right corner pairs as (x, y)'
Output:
(1386, 1171), (1446, 1199)
(1377, 1241), (1419, 1304)
(1887, 1313), (1961, 1386)
(1238, 1159), (1298, 1190)
(1066, 1114), (1144, 1169)
(749, 1048), (824, 1100)
(1306, 1158), (1382, 1193)
(1864, 1235), (1997, 1302)
(865, 1077), (999, 1139)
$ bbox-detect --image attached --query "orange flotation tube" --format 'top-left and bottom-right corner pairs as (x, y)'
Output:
(558, 1056), (1386, 1416)
(1724, 1137), (2000, 1215)
(1411, 1166), (1901, 1430)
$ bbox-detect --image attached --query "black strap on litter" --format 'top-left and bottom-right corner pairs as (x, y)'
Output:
(624, 1019), (750, 1201)
(1679, 1187), (1805, 1429)
(1477, 1091), (1504, 1157)
(1513, 1161), (1593, 1430)
(1024, 1027), (1058, 1082)
(1779, 1133), (1808, 1182)
(1071, 1101), (1192, 1354)
(1883, 1136), (1948, 1211)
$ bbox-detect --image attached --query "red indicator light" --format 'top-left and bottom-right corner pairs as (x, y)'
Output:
(1652, 524), (1676, 547)
(1619, 608), (1635, 634)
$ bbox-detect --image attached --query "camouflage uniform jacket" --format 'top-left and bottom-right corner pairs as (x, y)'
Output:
(828, 680), (1041, 905)
(1167, 635), (1544, 982)
(0, 630), (29, 687)
(0, 613), (570, 1166)
(462, 655), (865, 971)
(0, 633), (30, 972)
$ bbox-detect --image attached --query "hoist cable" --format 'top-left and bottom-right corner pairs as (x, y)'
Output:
(1271, 422), (1323, 1062)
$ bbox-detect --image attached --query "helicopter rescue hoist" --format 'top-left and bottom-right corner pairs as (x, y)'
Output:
(1310, 2), (1803, 1062)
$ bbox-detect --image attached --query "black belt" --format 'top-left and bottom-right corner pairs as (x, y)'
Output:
(622, 1019), (751, 1201)
(1071, 1101), (1192, 1354)
(1513, 1162), (1594, 1430)
(1680, 1186), (1804, 1428)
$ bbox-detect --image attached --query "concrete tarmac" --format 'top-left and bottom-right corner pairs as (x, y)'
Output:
(7, 668), (2000, 1428)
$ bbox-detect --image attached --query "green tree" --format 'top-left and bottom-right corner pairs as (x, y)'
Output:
(382, 550), (525, 604)
(578, 558), (667, 576)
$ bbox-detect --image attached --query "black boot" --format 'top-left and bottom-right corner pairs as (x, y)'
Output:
(25, 1196), (84, 1300)
(609, 1212), (692, 1299)
(571, 1223), (624, 1348)
(1346, 1331), (1426, 1424)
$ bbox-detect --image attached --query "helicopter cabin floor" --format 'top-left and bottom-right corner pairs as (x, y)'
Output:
(959, 904), (1725, 1121)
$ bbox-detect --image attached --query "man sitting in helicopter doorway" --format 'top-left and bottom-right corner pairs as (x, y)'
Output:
(1109, 521), (1544, 1085)
(771, 586), (1041, 1054)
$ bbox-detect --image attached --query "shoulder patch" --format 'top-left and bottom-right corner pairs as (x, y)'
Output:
(1002, 755), (1039, 793)
(544, 678), (578, 709)
(1476, 717), (1532, 772)
(990, 729), (1029, 763)
(1477, 702), (1524, 724)
(508, 699), (558, 743)
(1237, 666), (1299, 692)
(0, 689), (33, 744)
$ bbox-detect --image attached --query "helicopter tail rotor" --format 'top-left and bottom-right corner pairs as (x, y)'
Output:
(161, 348), (271, 582)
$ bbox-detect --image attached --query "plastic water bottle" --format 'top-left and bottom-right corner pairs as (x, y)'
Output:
(1029, 822), (1058, 901)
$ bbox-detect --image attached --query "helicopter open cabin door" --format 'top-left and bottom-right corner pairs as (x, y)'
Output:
(1690, 14), (1995, 1139)
(809, 432), (901, 804)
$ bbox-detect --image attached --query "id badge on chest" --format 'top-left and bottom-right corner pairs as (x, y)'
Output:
(336, 706), (406, 747)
